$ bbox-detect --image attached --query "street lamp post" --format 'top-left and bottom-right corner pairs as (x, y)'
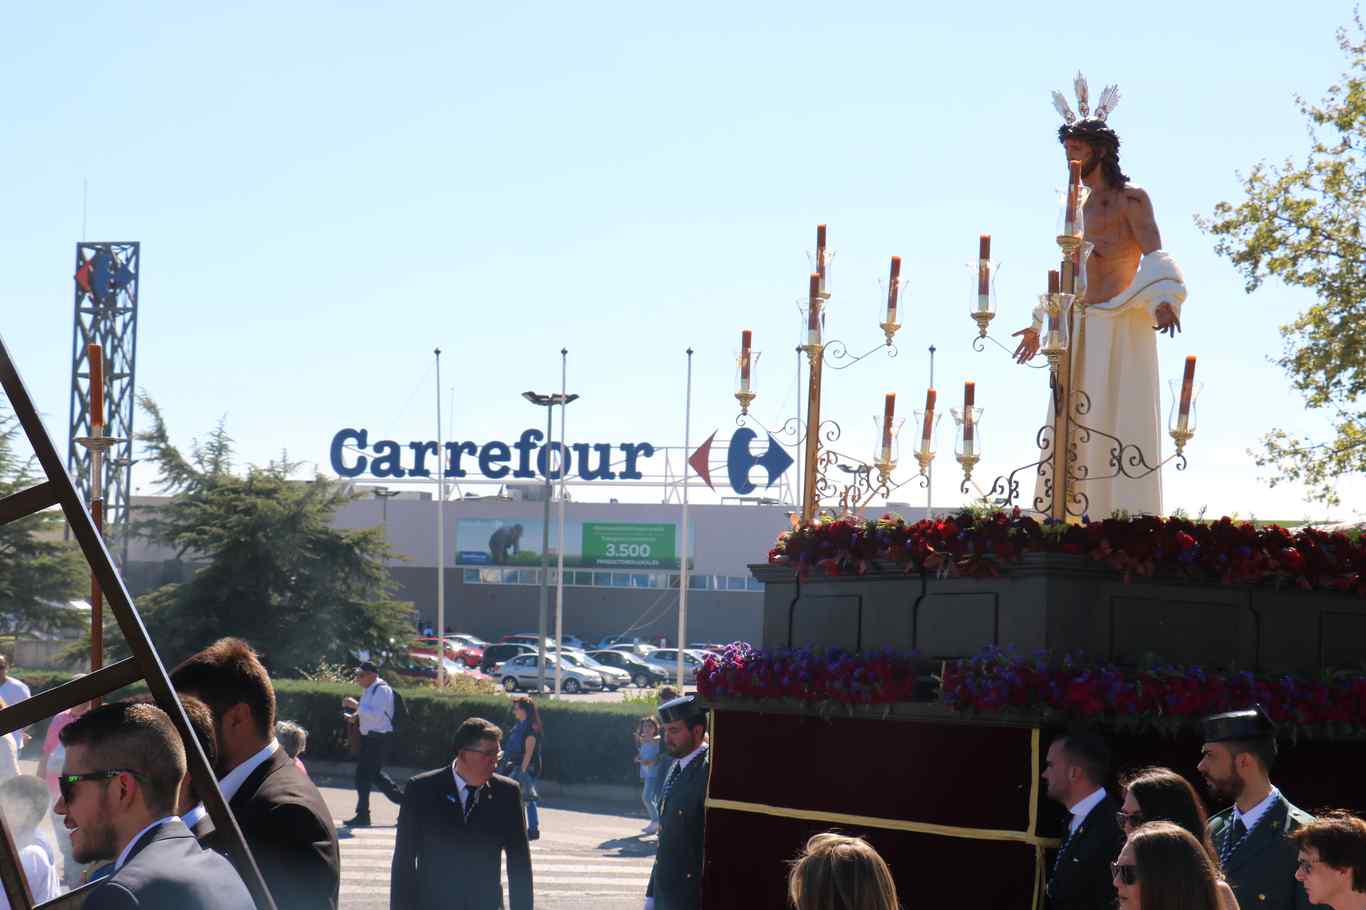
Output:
(523, 389), (579, 693)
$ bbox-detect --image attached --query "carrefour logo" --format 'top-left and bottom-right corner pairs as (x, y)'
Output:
(688, 428), (794, 495)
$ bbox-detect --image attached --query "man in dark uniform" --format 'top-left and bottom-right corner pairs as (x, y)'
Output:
(644, 695), (708, 910)
(1041, 729), (1125, 910)
(1199, 706), (1321, 909)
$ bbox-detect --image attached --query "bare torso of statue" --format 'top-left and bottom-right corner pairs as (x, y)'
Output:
(1080, 182), (1156, 305)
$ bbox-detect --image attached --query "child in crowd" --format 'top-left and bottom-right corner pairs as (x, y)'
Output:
(635, 716), (662, 836)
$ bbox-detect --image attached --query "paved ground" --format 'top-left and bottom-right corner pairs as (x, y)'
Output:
(317, 783), (656, 910)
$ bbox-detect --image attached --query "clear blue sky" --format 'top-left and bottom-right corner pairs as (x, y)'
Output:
(2, 1), (1360, 519)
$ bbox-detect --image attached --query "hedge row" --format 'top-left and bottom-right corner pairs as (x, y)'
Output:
(10, 671), (654, 786)
(274, 680), (651, 784)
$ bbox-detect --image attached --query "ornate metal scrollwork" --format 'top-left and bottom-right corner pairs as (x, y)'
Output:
(971, 333), (1048, 368)
(822, 339), (898, 371)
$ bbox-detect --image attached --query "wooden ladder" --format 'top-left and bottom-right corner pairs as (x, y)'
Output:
(0, 333), (277, 910)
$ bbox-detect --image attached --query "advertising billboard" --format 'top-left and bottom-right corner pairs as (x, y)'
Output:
(455, 518), (693, 569)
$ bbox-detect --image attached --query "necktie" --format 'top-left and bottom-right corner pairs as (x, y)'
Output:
(1220, 817), (1249, 866)
(659, 762), (684, 808)
(464, 786), (479, 822)
(1052, 822), (1077, 876)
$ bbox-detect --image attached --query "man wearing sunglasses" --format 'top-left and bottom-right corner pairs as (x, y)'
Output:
(53, 701), (253, 909)
(391, 716), (533, 910)
(1199, 706), (1320, 910)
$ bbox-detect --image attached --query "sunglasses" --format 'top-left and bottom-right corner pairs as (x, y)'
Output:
(57, 769), (142, 804)
(1111, 863), (1139, 886)
(1116, 810), (1144, 829)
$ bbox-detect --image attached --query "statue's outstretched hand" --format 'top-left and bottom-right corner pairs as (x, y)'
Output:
(1012, 327), (1040, 364)
(1153, 302), (1181, 337)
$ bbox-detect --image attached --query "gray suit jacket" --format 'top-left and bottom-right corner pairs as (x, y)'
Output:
(1209, 792), (1322, 910)
(646, 748), (709, 910)
(84, 818), (254, 909)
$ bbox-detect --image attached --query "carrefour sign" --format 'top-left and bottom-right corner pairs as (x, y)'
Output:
(329, 426), (794, 492)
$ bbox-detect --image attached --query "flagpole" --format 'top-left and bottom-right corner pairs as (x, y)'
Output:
(554, 348), (568, 698)
(678, 348), (693, 689)
(435, 348), (446, 685)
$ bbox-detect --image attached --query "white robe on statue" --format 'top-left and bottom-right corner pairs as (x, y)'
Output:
(1031, 250), (1186, 519)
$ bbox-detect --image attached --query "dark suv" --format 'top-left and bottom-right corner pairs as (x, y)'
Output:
(479, 642), (536, 675)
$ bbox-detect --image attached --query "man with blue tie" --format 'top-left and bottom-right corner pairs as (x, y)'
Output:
(391, 717), (533, 910)
(1041, 729), (1125, 910)
(1200, 706), (1322, 909)
(644, 695), (710, 910)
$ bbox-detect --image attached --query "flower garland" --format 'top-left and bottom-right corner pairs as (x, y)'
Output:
(697, 643), (1366, 737)
(765, 509), (1366, 596)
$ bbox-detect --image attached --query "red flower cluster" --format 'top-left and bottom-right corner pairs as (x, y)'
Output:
(766, 510), (1366, 596)
(942, 648), (1366, 734)
(697, 642), (924, 705)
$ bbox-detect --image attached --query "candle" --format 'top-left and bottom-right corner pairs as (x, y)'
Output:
(881, 393), (896, 461)
(1065, 160), (1082, 236)
(816, 224), (828, 288)
(740, 330), (752, 390)
(921, 388), (937, 451)
(1048, 270), (1060, 295)
(87, 344), (104, 428)
(1178, 355), (1197, 431)
(963, 381), (976, 448)
(807, 273), (822, 345)
(887, 256), (902, 322)
(976, 234), (992, 313)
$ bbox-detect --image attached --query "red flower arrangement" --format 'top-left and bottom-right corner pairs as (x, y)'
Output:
(766, 509), (1366, 597)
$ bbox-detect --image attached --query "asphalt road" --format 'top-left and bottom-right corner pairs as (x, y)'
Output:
(317, 782), (657, 910)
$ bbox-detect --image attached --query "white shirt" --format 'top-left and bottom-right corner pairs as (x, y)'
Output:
(1233, 786), (1281, 834)
(180, 803), (207, 832)
(0, 677), (31, 750)
(0, 843), (59, 909)
(1067, 787), (1108, 836)
(219, 740), (281, 803)
(114, 816), (180, 872)
(450, 765), (483, 813)
(357, 679), (395, 735)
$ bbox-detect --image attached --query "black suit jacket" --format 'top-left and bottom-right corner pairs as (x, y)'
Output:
(647, 748), (709, 910)
(1044, 793), (1125, 910)
(1209, 792), (1322, 910)
(391, 768), (533, 910)
(210, 748), (341, 910)
(84, 818), (254, 910)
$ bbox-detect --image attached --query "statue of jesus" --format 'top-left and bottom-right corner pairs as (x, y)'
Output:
(1011, 76), (1187, 518)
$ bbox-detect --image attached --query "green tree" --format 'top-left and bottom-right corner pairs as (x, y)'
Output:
(1199, 17), (1366, 505)
(129, 395), (414, 672)
(0, 409), (86, 637)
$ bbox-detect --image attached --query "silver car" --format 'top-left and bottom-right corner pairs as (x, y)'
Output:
(644, 648), (707, 683)
(556, 650), (632, 690)
(499, 654), (604, 694)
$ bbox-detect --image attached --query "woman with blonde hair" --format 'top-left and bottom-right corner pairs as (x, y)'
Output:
(788, 832), (900, 910)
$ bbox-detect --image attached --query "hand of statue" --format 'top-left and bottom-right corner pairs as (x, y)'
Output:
(1153, 302), (1181, 337)
(1011, 328), (1040, 364)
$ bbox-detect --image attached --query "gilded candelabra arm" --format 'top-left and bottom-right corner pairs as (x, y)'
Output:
(735, 412), (809, 447)
(970, 333), (1049, 369)
(821, 339), (900, 371)
(964, 424), (1056, 514)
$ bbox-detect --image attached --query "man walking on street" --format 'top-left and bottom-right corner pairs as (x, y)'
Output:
(645, 695), (709, 910)
(342, 660), (403, 827)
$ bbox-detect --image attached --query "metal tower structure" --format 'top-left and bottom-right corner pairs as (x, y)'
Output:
(67, 242), (139, 557)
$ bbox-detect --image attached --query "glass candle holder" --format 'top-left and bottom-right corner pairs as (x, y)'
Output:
(951, 406), (984, 460)
(912, 410), (940, 458)
(806, 248), (835, 298)
(968, 259), (999, 337)
(879, 275), (909, 344)
(799, 297), (824, 349)
(735, 348), (760, 413)
(1039, 294), (1072, 358)
(1056, 184), (1090, 253)
(872, 415), (904, 471)
(1168, 378), (1203, 443)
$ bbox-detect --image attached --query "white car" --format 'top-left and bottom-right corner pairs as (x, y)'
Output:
(499, 654), (604, 694)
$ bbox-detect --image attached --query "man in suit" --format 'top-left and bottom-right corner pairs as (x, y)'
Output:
(172, 637), (341, 910)
(1200, 706), (1321, 909)
(1041, 729), (1125, 910)
(52, 701), (253, 909)
(390, 716), (533, 910)
(644, 695), (709, 910)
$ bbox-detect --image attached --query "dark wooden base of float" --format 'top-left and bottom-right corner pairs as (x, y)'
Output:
(753, 554), (1366, 674)
(702, 703), (1366, 910)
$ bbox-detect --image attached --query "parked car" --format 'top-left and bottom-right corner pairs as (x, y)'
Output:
(688, 642), (727, 655)
(589, 649), (670, 687)
(500, 633), (557, 650)
(447, 633), (489, 650)
(389, 652), (480, 685)
(555, 651), (631, 690)
(607, 642), (657, 658)
(499, 654), (604, 694)
(644, 648), (707, 682)
(413, 636), (482, 668)
(479, 642), (535, 675)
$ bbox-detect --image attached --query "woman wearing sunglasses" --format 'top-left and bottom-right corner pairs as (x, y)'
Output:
(1114, 821), (1227, 910)
(1117, 767), (1239, 909)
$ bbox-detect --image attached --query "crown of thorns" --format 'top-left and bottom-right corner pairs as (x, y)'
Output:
(1051, 72), (1120, 125)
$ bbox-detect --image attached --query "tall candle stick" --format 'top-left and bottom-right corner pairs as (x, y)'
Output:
(1178, 355), (1197, 431)
(740, 330), (752, 391)
(977, 235), (992, 313)
(921, 388), (937, 451)
(963, 381), (975, 448)
(1065, 160), (1082, 236)
(807, 273), (821, 346)
(1048, 270), (1060, 295)
(816, 224), (828, 290)
(887, 256), (902, 322)
(87, 344), (104, 428)
(881, 393), (896, 461)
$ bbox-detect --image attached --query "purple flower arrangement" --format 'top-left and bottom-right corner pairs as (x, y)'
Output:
(697, 641), (925, 705)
